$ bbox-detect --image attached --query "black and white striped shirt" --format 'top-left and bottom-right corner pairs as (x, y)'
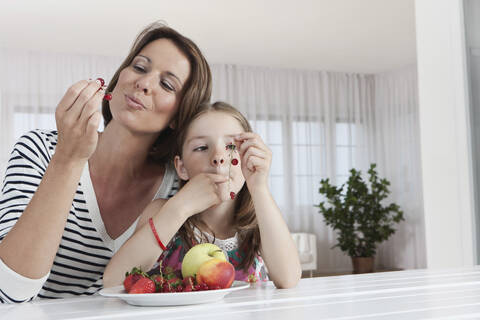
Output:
(0, 130), (178, 303)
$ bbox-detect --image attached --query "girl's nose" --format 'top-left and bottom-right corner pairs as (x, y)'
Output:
(211, 154), (225, 166)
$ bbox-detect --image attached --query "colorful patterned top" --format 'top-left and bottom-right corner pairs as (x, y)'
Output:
(154, 230), (268, 282)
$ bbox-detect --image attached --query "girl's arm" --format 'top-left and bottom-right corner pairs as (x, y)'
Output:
(103, 172), (228, 287)
(236, 132), (302, 289)
(103, 198), (184, 287)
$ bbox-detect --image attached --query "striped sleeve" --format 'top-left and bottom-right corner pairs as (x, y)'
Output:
(0, 130), (53, 303)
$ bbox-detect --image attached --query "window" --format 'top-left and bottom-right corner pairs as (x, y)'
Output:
(292, 120), (326, 207)
(250, 119), (285, 207)
(335, 122), (357, 187)
(252, 118), (358, 209)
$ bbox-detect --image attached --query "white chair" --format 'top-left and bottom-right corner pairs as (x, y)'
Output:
(291, 233), (317, 277)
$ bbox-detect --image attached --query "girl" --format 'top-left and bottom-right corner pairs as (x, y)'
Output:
(104, 101), (301, 289)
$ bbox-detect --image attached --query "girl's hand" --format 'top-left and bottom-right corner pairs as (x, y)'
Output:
(172, 173), (228, 218)
(54, 79), (104, 163)
(235, 132), (272, 192)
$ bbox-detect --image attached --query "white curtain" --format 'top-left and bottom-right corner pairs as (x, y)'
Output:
(211, 64), (425, 272)
(0, 48), (123, 179)
(373, 66), (426, 271)
(0, 48), (425, 272)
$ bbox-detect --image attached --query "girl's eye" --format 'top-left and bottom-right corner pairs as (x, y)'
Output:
(193, 146), (207, 151)
(161, 79), (175, 92)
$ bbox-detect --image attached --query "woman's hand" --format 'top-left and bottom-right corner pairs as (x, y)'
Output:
(172, 173), (228, 218)
(235, 132), (272, 192)
(54, 79), (105, 163)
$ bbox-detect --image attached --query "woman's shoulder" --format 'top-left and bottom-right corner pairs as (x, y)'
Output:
(16, 129), (59, 152)
(12, 129), (59, 166)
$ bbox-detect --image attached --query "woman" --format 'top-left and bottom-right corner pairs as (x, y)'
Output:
(0, 22), (211, 303)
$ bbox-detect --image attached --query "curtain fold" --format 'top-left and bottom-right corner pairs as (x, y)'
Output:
(0, 48), (425, 272)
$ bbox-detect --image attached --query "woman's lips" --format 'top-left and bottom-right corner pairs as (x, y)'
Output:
(125, 95), (145, 110)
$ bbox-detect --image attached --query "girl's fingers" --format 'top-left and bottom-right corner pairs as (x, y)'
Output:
(235, 132), (270, 157)
(245, 155), (265, 172)
(242, 146), (268, 164)
(239, 140), (271, 160)
(204, 173), (229, 183)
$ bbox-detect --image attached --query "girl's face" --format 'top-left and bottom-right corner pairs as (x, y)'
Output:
(109, 38), (191, 134)
(175, 111), (246, 201)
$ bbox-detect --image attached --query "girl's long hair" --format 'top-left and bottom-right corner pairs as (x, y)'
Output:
(176, 101), (261, 271)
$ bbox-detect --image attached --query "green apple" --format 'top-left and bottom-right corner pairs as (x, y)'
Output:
(181, 243), (227, 278)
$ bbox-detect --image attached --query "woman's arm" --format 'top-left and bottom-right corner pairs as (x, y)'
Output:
(0, 80), (104, 281)
(235, 132), (301, 289)
(103, 172), (228, 287)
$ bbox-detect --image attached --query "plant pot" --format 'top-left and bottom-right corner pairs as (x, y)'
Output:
(351, 256), (374, 274)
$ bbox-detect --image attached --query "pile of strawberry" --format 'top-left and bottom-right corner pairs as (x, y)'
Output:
(123, 266), (223, 294)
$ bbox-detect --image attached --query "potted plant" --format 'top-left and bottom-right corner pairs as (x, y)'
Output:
(315, 163), (404, 273)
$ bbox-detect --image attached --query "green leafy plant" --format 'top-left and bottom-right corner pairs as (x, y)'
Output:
(315, 163), (404, 258)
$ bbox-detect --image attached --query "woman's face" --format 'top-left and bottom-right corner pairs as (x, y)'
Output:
(175, 111), (246, 201)
(109, 38), (191, 134)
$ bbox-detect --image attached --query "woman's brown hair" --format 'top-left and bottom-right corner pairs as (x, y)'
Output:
(102, 21), (212, 164)
(175, 101), (261, 272)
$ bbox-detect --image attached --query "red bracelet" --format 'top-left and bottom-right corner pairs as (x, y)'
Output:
(148, 218), (167, 251)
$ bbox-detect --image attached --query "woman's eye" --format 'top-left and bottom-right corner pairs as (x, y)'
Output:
(161, 79), (175, 92)
(133, 65), (146, 72)
(193, 146), (207, 151)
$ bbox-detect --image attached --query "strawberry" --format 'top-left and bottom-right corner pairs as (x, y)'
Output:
(123, 267), (148, 292)
(150, 274), (165, 292)
(162, 282), (173, 293)
(124, 274), (142, 292)
(182, 276), (195, 288)
(129, 277), (156, 294)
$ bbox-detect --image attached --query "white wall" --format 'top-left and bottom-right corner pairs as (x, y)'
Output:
(415, 0), (476, 268)
(466, 0), (480, 263)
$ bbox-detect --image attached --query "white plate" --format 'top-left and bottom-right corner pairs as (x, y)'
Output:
(99, 281), (250, 306)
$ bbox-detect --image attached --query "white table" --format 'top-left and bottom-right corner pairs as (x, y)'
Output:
(4, 267), (480, 319)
